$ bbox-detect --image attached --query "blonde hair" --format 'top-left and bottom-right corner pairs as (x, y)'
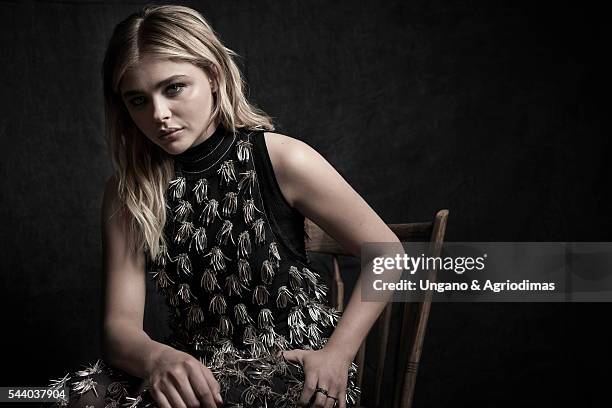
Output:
(102, 4), (274, 259)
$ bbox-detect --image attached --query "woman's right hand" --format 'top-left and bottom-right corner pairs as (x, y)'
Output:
(146, 347), (223, 408)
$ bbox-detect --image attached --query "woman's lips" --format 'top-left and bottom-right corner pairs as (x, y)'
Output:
(159, 128), (183, 139)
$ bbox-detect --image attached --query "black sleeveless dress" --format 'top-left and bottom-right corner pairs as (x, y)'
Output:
(45, 125), (361, 408)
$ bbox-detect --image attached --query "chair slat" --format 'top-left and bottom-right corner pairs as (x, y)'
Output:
(374, 303), (393, 406)
(399, 210), (449, 408)
(305, 220), (436, 255)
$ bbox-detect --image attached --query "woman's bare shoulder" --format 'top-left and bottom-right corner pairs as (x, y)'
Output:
(262, 131), (329, 208)
(262, 131), (302, 150)
(262, 131), (316, 170)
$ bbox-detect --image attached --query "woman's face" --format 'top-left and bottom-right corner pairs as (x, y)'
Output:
(119, 55), (218, 155)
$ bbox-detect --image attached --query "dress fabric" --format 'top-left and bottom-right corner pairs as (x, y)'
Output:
(44, 125), (361, 408)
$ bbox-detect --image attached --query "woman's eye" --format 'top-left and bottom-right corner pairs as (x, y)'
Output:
(129, 96), (145, 107)
(167, 83), (186, 96)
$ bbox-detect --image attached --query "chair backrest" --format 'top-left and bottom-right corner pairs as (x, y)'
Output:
(304, 209), (449, 408)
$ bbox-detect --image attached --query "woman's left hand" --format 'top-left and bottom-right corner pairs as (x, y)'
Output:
(280, 347), (352, 408)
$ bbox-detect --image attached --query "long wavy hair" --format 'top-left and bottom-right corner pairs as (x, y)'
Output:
(102, 5), (274, 259)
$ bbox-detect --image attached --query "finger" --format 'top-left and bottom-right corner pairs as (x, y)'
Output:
(324, 388), (340, 408)
(282, 349), (303, 364)
(170, 371), (201, 408)
(184, 363), (217, 408)
(149, 386), (172, 408)
(298, 374), (318, 407)
(200, 365), (223, 406)
(338, 388), (347, 408)
(312, 384), (329, 408)
(159, 381), (187, 408)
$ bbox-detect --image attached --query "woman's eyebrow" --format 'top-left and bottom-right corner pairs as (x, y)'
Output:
(122, 74), (189, 98)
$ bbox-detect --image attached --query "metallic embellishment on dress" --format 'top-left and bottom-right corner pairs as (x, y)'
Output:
(193, 178), (209, 203)
(238, 170), (257, 195)
(258, 385), (274, 406)
(190, 226), (208, 254)
(237, 258), (252, 283)
(209, 294), (227, 315)
(260, 260), (276, 284)
(288, 306), (307, 344)
(204, 246), (231, 271)
(252, 218), (266, 245)
(288, 266), (303, 290)
(217, 220), (236, 245)
(154, 242), (168, 268)
(218, 160), (237, 186)
(169, 176), (186, 200)
(243, 385), (258, 405)
(200, 198), (220, 226)
(260, 326), (278, 348)
(225, 273), (246, 296)
(187, 304), (205, 328)
(151, 269), (174, 289)
(175, 221), (195, 244)
(257, 308), (274, 329)
(306, 302), (323, 322)
(274, 334), (290, 351)
(219, 315), (234, 336)
(321, 307), (341, 327)
(307, 323), (323, 348)
(49, 373), (71, 392)
(105, 397), (121, 407)
(236, 139), (253, 164)
(177, 283), (194, 303)
(222, 191), (238, 217)
(301, 267), (319, 292)
(107, 381), (129, 402)
(293, 288), (309, 307)
(174, 253), (192, 277)
(200, 268), (220, 292)
(314, 282), (329, 302)
(124, 395), (144, 408)
(269, 242), (281, 266)
(192, 333), (206, 351)
(252, 285), (270, 305)
(237, 231), (252, 258)
(276, 286), (293, 309)
(169, 289), (180, 307)
(173, 199), (193, 222)
(347, 372), (362, 405)
(235, 303), (255, 325)
(72, 377), (98, 397)
(242, 198), (262, 225)
(248, 338), (267, 358)
(75, 360), (103, 377)
(243, 324), (257, 343)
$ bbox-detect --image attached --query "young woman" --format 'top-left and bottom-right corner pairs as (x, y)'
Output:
(47, 4), (399, 408)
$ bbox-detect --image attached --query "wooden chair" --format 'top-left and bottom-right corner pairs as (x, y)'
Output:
(304, 209), (449, 408)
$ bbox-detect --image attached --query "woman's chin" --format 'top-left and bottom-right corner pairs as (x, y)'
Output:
(161, 143), (189, 156)
(156, 135), (191, 155)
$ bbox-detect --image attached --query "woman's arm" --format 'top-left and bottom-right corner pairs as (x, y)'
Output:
(265, 132), (402, 407)
(100, 176), (223, 408)
(100, 175), (172, 378)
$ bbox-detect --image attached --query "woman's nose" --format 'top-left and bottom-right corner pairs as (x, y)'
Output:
(152, 98), (171, 122)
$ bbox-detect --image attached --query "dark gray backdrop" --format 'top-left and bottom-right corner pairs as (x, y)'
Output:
(0, 1), (607, 407)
